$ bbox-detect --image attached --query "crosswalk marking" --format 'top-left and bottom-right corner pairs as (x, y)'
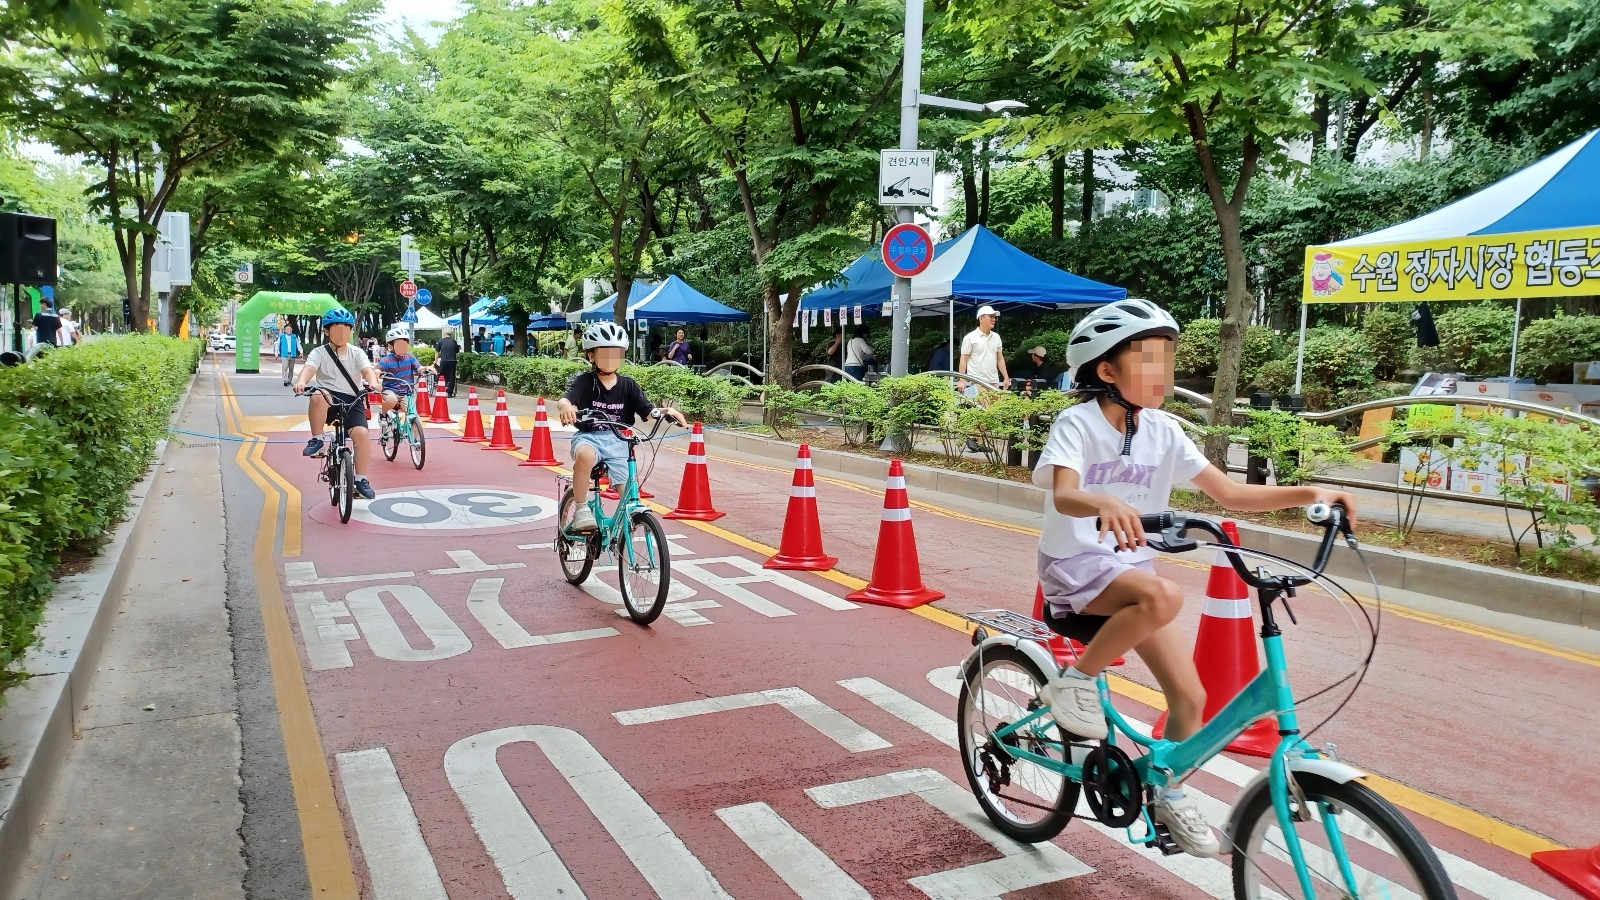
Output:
(614, 686), (891, 752)
(337, 747), (448, 900)
(715, 802), (872, 899)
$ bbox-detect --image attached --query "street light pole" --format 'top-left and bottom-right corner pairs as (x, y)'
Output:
(889, 0), (923, 381)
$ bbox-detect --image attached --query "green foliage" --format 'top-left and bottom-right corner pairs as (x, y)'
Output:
(0, 335), (199, 699)
(1250, 358), (1297, 396)
(625, 365), (748, 425)
(1010, 329), (1073, 377)
(1418, 302), (1514, 376)
(1514, 314), (1600, 382)
(814, 381), (889, 446)
(1298, 327), (1377, 410)
(1445, 415), (1600, 565)
(1237, 409), (1358, 486)
(413, 346), (436, 368)
(1174, 319), (1281, 381)
(876, 374), (960, 439)
(760, 388), (813, 440)
(1361, 307), (1416, 380)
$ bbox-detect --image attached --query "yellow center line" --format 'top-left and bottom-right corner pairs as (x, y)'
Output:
(218, 366), (359, 899)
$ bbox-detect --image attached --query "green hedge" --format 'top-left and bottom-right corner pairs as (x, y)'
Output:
(0, 335), (200, 698)
(457, 352), (750, 424)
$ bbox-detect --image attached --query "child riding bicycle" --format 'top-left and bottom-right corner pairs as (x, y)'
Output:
(1035, 299), (1358, 857)
(557, 321), (687, 532)
(376, 325), (421, 417)
(292, 308), (382, 500)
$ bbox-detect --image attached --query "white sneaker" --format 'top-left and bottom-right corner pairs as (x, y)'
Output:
(1152, 792), (1221, 857)
(1040, 674), (1108, 740)
(569, 503), (597, 533)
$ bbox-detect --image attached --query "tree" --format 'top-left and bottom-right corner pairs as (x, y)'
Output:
(955, 0), (1542, 463)
(9, 0), (372, 333)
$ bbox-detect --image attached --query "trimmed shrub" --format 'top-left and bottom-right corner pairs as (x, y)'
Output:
(1515, 314), (1600, 382)
(1361, 306), (1415, 380)
(1298, 326), (1376, 410)
(413, 345), (436, 367)
(1174, 318), (1282, 382)
(1418, 302), (1514, 376)
(1250, 358), (1297, 396)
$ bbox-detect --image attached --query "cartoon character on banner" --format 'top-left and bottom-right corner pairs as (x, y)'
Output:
(1310, 251), (1346, 297)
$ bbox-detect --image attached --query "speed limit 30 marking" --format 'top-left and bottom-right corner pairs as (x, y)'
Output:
(307, 486), (558, 534)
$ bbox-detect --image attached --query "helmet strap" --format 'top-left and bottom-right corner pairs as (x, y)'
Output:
(1101, 387), (1141, 457)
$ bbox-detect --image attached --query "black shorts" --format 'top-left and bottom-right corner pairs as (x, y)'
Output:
(1043, 603), (1109, 646)
(322, 390), (370, 432)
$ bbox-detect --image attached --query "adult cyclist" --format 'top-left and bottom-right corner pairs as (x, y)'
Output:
(291, 308), (382, 500)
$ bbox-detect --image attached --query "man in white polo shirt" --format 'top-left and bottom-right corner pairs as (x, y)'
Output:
(958, 304), (1010, 453)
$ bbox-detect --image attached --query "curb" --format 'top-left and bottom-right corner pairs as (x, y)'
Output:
(0, 372), (199, 887)
(705, 429), (1600, 631)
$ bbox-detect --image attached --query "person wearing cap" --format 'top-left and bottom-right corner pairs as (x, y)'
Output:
(58, 308), (81, 345)
(958, 305), (1009, 396)
(1028, 345), (1058, 391)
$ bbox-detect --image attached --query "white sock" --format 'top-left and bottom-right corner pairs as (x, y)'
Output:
(1060, 665), (1093, 681)
(1161, 786), (1186, 801)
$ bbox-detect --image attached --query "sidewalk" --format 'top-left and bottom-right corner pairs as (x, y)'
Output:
(8, 382), (244, 899)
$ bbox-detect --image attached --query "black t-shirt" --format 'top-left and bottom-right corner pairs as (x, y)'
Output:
(33, 311), (60, 346)
(564, 370), (655, 430)
(437, 336), (460, 362)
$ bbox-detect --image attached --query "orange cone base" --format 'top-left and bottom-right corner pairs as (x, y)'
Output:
(1151, 711), (1280, 758)
(483, 435), (521, 451)
(519, 453), (560, 466)
(764, 552), (838, 571)
(601, 487), (653, 500)
(1532, 846), (1600, 899)
(844, 583), (944, 609)
(454, 432), (488, 444)
(665, 508), (724, 521)
(428, 408), (453, 424)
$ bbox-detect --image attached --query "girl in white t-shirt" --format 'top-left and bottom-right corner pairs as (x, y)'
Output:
(1033, 299), (1356, 857)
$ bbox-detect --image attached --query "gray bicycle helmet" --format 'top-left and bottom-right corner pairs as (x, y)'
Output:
(582, 321), (629, 350)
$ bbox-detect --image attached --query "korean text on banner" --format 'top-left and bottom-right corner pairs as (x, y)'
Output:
(1303, 226), (1600, 303)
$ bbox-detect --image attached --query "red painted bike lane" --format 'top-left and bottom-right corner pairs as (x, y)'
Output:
(257, 427), (1579, 899)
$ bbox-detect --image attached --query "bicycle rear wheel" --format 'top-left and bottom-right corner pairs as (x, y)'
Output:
(615, 511), (670, 624)
(408, 416), (426, 469)
(337, 450), (355, 524)
(1230, 773), (1456, 900)
(555, 488), (595, 585)
(957, 644), (1079, 843)
(381, 414), (400, 461)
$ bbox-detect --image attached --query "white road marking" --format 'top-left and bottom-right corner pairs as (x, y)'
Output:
(285, 559), (412, 586)
(445, 724), (731, 900)
(517, 541), (554, 550)
(614, 687), (891, 752)
(429, 549), (527, 575)
(336, 747), (448, 900)
(662, 599), (720, 626)
(344, 584), (471, 662)
(715, 802), (872, 899)
(465, 578), (619, 647)
(581, 564), (699, 620)
(806, 768), (1092, 899)
(673, 556), (858, 617)
(838, 677), (957, 748)
(291, 591), (358, 670)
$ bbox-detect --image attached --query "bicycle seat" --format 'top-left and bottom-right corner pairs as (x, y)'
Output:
(1041, 605), (1122, 665)
(590, 462), (608, 485)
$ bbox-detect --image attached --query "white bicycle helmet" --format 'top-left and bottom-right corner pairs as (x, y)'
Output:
(583, 321), (629, 350)
(385, 325), (411, 344)
(1065, 298), (1180, 456)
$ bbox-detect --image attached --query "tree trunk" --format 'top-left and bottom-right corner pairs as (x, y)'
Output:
(613, 273), (632, 325)
(1310, 93), (1330, 154)
(978, 155), (991, 227)
(1419, 82), (1434, 161)
(1080, 149), (1095, 228)
(1051, 153), (1066, 240)
(510, 308), (530, 356)
(962, 158), (979, 231)
(763, 281), (796, 389)
(1205, 202), (1250, 465)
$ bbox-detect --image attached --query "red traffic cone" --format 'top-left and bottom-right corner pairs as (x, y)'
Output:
(455, 386), (489, 443)
(600, 470), (653, 500)
(1032, 584), (1123, 667)
(764, 444), (837, 571)
(665, 422), (724, 521)
(366, 391), (381, 420)
(427, 375), (453, 424)
(845, 459), (943, 608)
(414, 375), (432, 419)
(482, 389), (521, 450)
(1534, 842), (1600, 898)
(1152, 520), (1277, 757)
(519, 397), (561, 466)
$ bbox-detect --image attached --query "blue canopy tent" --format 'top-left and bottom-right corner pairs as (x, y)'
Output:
(797, 225), (1127, 375)
(527, 313), (571, 331)
(627, 275), (750, 324)
(569, 280), (658, 324)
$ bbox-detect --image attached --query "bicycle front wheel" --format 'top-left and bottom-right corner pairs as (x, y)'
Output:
(1231, 773), (1456, 900)
(615, 511), (670, 624)
(381, 414), (400, 461)
(337, 451), (355, 524)
(408, 416), (426, 469)
(957, 644), (1079, 843)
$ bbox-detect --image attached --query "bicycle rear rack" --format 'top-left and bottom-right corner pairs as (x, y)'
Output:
(961, 609), (1055, 644)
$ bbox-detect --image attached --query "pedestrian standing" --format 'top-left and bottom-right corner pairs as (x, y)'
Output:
(32, 298), (61, 349)
(1028, 345), (1058, 391)
(491, 330), (507, 355)
(844, 324), (874, 381)
(958, 305), (1010, 453)
(436, 327), (461, 395)
(57, 308), (81, 345)
(564, 324), (582, 360)
(475, 326), (489, 353)
(278, 320), (303, 387)
(667, 328), (693, 365)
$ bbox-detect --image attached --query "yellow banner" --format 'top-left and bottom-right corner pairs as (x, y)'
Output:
(1302, 225), (1600, 303)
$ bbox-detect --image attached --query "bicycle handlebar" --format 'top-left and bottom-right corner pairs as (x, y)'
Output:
(298, 385), (378, 407)
(576, 410), (673, 444)
(1097, 503), (1352, 590)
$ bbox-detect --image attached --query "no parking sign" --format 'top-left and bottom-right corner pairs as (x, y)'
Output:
(881, 223), (933, 277)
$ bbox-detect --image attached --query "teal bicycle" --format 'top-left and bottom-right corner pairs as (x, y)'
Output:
(378, 390), (426, 470)
(554, 411), (672, 624)
(958, 504), (1455, 899)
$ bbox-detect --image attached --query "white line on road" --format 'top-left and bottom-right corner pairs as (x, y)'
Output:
(445, 724), (731, 900)
(284, 559), (413, 586)
(336, 747), (448, 900)
(428, 549), (527, 575)
(345, 584), (472, 662)
(466, 578), (619, 647)
(673, 556), (858, 617)
(838, 677), (957, 748)
(614, 687), (891, 752)
(291, 590), (357, 670)
(715, 802), (872, 899)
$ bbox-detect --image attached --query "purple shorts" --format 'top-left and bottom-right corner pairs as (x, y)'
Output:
(1038, 551), (1155, 616)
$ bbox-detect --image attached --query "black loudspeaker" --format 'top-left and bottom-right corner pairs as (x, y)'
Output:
(0, 212), (57, 285)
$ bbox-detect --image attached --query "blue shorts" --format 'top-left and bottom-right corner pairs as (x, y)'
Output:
(570, 429), (629, 481)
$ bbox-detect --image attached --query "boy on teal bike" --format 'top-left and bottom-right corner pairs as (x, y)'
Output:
(377, 325), (421, 417)
(557, 321), (687, 532)
(1035, 299), (1358, 857)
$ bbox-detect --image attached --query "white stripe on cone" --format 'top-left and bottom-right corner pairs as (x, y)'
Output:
(795, 458), (813, 470)
(687, 454), (707, 464)
(886, 476), (906, 489)
(881, 507), (911, 522)
(791, 486), (816, 498)
(1202, 597), (1252, 619)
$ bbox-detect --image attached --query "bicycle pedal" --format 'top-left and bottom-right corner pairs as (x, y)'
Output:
(1151, 823), (1183, 856)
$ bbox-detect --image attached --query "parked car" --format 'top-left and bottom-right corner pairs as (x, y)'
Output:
(209, 333), (236, 351)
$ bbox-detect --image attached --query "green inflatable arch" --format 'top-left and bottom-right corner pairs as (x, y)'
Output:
(234, 291), (345, 373)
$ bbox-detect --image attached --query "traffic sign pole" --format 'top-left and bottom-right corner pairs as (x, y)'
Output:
(881, 0), (923, 451)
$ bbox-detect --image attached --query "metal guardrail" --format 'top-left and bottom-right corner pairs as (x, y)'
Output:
(705, 361), (765, 380)
(1175, 388), (1600, 430)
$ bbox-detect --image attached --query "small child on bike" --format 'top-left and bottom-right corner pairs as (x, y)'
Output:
(292, 308), (382, 499)
(1035, 299), (1357, 857)
(557, 321), (688, 532)
(377, 325), (421, 417)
